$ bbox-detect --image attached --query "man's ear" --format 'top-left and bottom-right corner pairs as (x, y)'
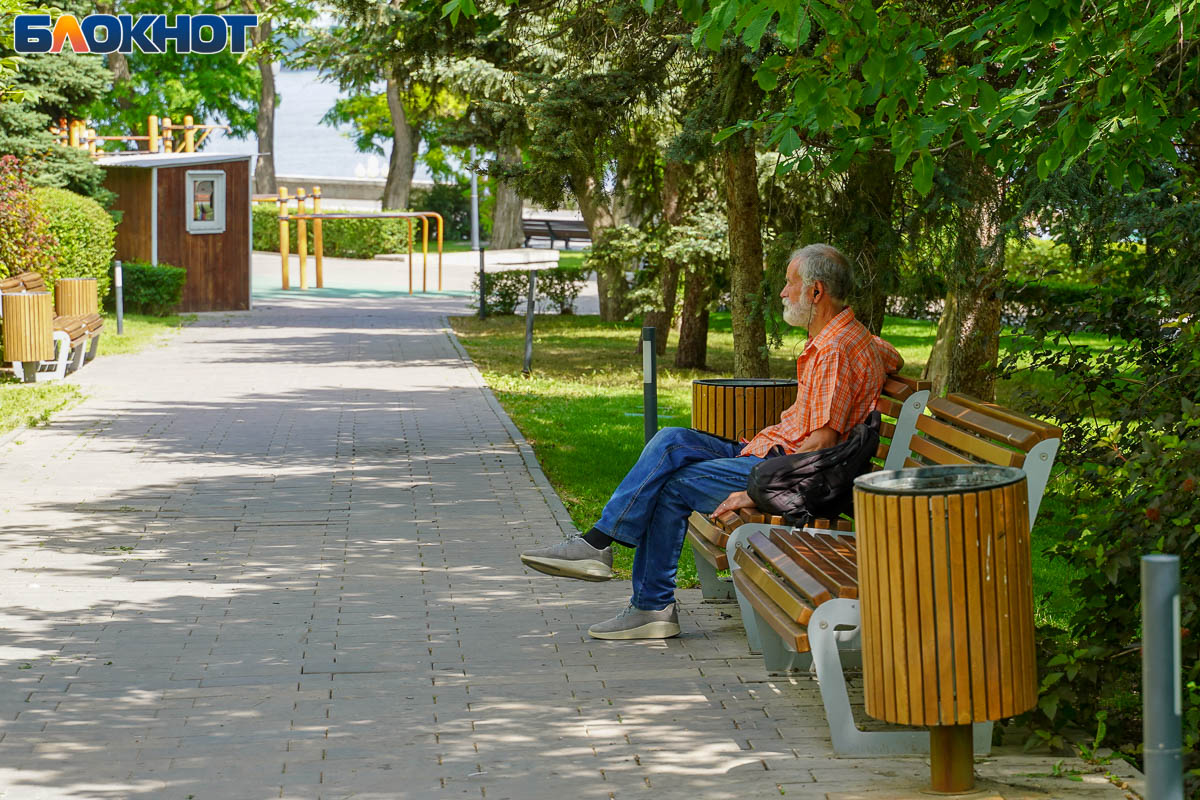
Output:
(811, 280), (823, 300)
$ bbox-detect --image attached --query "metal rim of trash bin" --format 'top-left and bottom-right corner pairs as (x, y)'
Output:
(854, 464), (1025, 496)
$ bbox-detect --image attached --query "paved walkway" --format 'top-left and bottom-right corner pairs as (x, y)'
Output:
(0, 276), (1139, 799)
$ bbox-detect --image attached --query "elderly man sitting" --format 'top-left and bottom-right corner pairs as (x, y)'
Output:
(519, 243), (903, 639)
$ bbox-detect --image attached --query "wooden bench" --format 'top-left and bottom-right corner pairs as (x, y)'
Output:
(722, 394), (1062, 757)
(0, 271), (104, 379)
(686, 374), (932, 601)
(521, 218), (592, 249)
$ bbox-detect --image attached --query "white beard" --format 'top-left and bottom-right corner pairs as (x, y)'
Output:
(783, 297), (812, 328)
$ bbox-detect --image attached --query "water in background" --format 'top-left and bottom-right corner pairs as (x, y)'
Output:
(205, 68), (432, 181)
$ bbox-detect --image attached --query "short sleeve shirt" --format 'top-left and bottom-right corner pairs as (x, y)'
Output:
(740, 308), (899, 457)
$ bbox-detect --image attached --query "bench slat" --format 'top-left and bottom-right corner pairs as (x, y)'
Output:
(908, 433), (975, 466)
(945, 393), (1062, 442)
(926, 397), (1041, 451)
(731, 568), (810, 653)
(795, 529), (858, 580)
(687, 511), (729, 549)
(915, 413), (1024, 467)
(770, 528), (857, 599)
(745, 531), (832, 607)
(733, 546), (814, 624)
(686, 527), (728, 571)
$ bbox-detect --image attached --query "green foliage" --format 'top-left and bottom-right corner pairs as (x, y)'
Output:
(470, 267), (589, 315)
(108, 261), (187, 316)
(410, 181), (477, 241)
(34, 187), (115, 301)
(0, 156), (57, 280)
(0, 51), (110, 198)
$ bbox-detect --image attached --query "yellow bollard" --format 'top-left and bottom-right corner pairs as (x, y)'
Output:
(183, 115), (195, 153)
(278, 187), (291, 290)
(313, 187), (324, 288)
(148, 115), (159, 152)
(407, 218), (414, 295)
(421, 216), (429, 293)
(86, 128), (97, 156)
(162, 117), (173, 153)
(296, 188), (309, 290)
(68, 120), (80, 148)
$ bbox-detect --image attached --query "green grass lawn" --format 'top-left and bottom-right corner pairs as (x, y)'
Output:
(449, 311), (1106, 628)
(0, 312), (191, 436)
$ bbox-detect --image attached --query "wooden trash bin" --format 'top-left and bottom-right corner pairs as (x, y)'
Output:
(692, 378), (796, 442)
(2, 292), (54, 383)
(55, 277), (99, 316)
(853, 465), (1036, 794)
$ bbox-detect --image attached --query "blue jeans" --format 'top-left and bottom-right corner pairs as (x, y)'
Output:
(595, 427), (763, 611)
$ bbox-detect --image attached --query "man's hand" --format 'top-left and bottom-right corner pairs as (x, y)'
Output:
(712, 490), (756, 518)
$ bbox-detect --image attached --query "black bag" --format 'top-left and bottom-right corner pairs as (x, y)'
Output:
(745, 412), (881, 526)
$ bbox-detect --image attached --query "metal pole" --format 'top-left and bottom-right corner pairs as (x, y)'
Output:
(643, 327), (658, 444)
(522, 269), (536, 376)
(478, 247), (487, 320)
(1143, 554), (1183, 800)
(469, 146), (480, 251)
(114, 260), (124, 335)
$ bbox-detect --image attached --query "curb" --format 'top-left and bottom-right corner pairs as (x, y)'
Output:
(443, 319), (579, 540)
(0, 424), (27, 450)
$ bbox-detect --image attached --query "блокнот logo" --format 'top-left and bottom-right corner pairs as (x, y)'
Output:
(13, 14), (259, 54)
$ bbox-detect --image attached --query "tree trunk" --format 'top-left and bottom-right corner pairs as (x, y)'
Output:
(675, 268), (710, 369)
(383, 74), (417, 210)
(253, 19), (276, 195)
(838, 152), (895, 335)
(923, 162), (1007, 399)
(724, 140), (769, 378)
(642, 159), (687, 356)
(574, 172), (628, 321)
(490, 143), (523, 249)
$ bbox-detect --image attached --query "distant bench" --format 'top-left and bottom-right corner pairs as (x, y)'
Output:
(521, 218), (591, 249)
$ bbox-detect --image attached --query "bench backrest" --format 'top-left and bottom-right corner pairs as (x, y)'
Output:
(872, 375), (932, 472)
(0, 272), (49, 320)
(899, 393), (1062, 527)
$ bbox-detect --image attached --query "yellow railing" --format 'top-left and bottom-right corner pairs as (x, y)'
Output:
(264, 187), (445, 294)
(52, 114), (231, 155)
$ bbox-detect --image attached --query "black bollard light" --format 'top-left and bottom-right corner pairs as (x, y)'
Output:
(642, 326), (657, 444)
(1142, 554), (1183, 800)
(522, 269), (537, 376)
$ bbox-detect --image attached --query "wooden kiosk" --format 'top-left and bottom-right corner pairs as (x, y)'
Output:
(98, 152), (252, 312)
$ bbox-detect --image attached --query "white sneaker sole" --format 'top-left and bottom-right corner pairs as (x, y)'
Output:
(520, 554), (613, 581)
(587, 620), (681, 640)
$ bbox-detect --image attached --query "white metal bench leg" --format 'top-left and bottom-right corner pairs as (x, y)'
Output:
(808, 598), (992, 757)
(66, 340), (85, 374)
(727, 525), (766, 653)
(694, 552), (735, 601)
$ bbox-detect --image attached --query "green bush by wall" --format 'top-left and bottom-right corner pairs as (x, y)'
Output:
(34, 186), (116, 300)
(253, 203), (439, 259)
(106, 261), (186, 316)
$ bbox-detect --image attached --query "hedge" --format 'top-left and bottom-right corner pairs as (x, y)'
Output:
(253, 203), (423, 259)
(34, 186), (115, 300)
(0, 156), (57, 281)
(106, 261), (186, 316)
(470, 267), (587, 314)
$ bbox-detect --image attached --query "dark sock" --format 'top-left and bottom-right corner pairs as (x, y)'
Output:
(582, 527), (615, 550)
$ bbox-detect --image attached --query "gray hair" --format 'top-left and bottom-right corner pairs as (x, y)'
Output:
(789, 244), (853, 302)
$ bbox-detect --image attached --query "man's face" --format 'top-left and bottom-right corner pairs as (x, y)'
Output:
(781, 258), (812, 327)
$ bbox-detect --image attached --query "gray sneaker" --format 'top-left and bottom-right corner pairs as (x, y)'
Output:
(588, 603), (680, 640)
(520, 536), (613, 581)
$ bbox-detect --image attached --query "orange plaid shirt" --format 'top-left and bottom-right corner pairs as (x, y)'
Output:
(741, 308), (901, 457)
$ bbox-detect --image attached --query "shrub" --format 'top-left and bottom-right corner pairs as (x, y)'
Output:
(0, 155), (57, 281)
(108, 261), (187, 316)
(34, 186), (116, 301)
(536, 267), (586, 314)
(469, 267), (588, 315)
(410, 181), (473, 241)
